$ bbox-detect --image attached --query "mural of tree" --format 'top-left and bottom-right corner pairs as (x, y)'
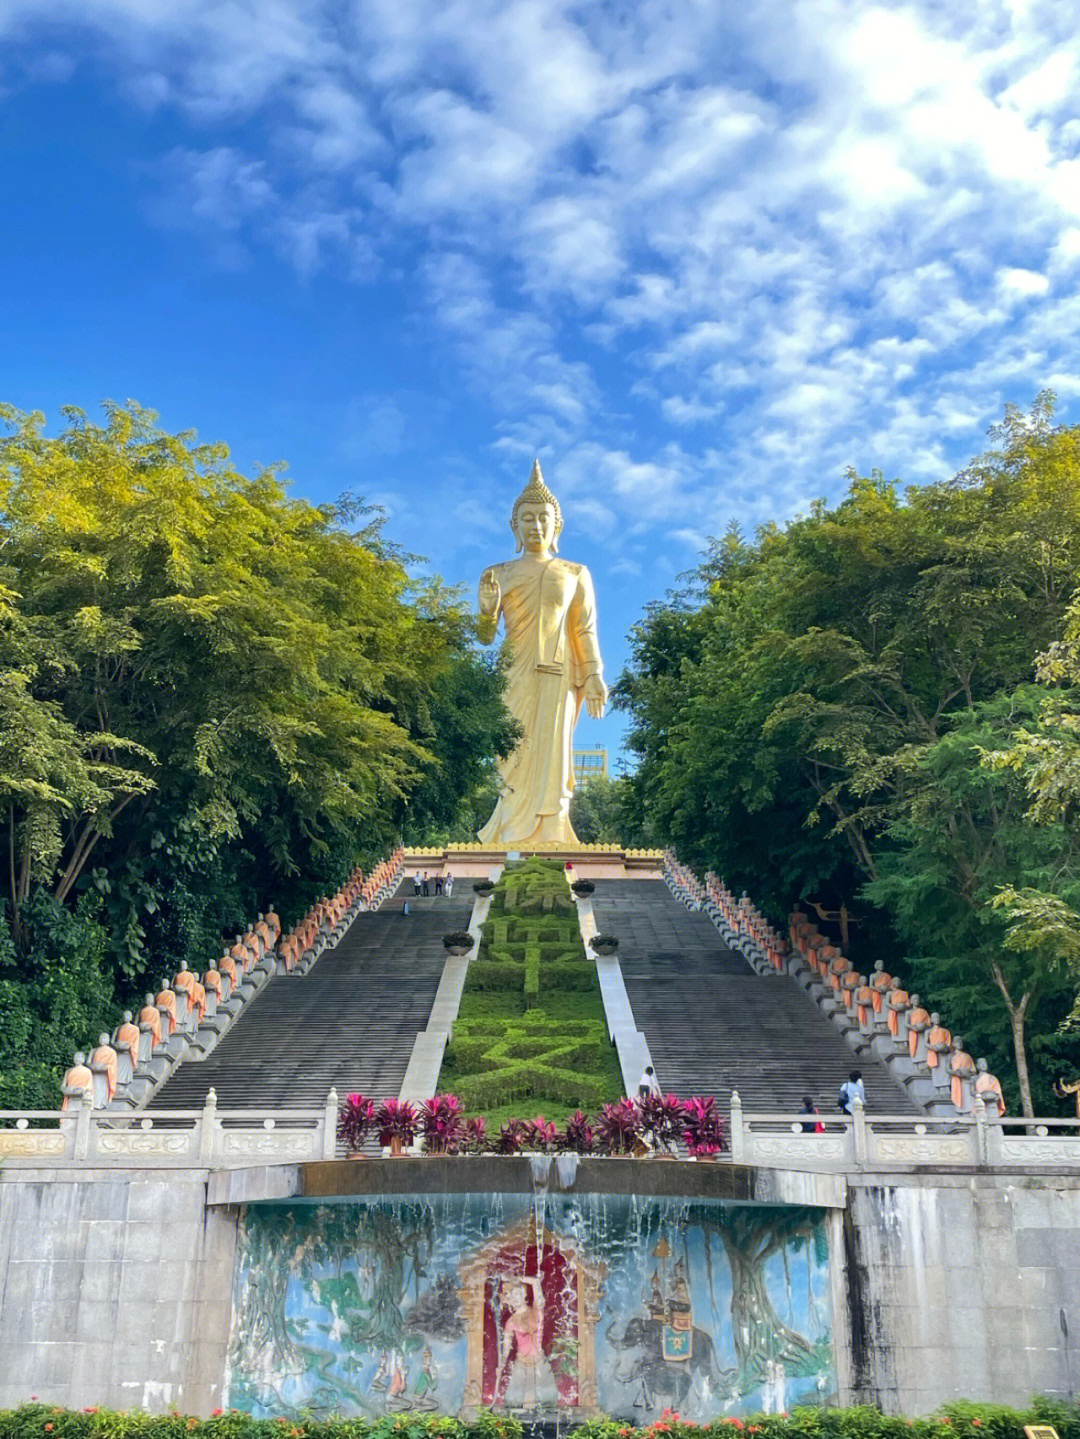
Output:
(693, 1205), (829, 1386)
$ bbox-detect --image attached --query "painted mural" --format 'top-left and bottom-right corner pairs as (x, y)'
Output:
(225, 1193), (835, 1421)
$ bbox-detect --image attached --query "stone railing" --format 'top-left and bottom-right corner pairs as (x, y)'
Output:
(729, 1094), (1080, 1171)
(3, 1092), (1078, 1172)
(0, 1090), (339, 1167)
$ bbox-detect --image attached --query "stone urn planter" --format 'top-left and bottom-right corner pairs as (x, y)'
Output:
(590, 934), (619, 956)
(472, 879), (495, 894)
(571, 879), (596, 897)
(443, 931), (474, 956)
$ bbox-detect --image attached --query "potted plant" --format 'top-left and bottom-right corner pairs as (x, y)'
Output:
(419, 1093), (465, 1154)
(522, 1115), (560, 1153)
(590, 933), (619, 956)
(463, 1116), (488, 1154)
(637, 1092), (686, 1156)
(571, 879), (595, 897)
(596, 1098), (640, 1155)
(682, 1096), (728, 1158)
(558, 1109), (595, 1154)
(494, 1118), (527, 1154)
(472, 879), (496, 894)
(442, 931), (474, 955)
(336, 1092), (375, 1157)
(375, 1097), (418, 1156)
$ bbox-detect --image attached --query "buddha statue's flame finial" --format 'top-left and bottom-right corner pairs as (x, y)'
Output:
(511, 458), (562, 534)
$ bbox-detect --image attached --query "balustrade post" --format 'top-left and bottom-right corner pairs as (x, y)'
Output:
(851, 1097), (868, 1167)
(199, 1087), (218, 1164)
(972, 1095), (988, 1165)
(74, 1088), (93, 1162)
(729, 1091), (745, 1163)
(323, 1088), (339, 1159)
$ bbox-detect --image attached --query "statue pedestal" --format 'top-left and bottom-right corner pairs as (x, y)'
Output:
(404, 842), (663, 880)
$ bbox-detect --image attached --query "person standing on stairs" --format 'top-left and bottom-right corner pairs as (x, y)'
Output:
(838, 1070), (865, 1114)
(800, 1095), (825, 1133)
(638, 1064), (660, 1098)
(434, 872), (444, 896)
(422, 871), (430, 896)
(444, 871), (454, 898)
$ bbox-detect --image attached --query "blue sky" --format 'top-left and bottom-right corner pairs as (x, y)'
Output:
(3, 1), (1080, 763)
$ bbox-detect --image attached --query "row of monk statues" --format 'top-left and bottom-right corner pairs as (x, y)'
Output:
(663, 855), (1007, 1120)
(60, 849), (405, 1111)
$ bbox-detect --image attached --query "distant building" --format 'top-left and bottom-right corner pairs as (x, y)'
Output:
(573, 747), (609, 789)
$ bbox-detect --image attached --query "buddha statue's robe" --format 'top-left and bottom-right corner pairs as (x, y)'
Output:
(61, 1061), (93, 1110)
(139, 1001), (162, 1049)
(115, 1017), (141, 1075)
(886, 986), (910, 1038)
(949, 1048), (976, 1109)
(91, 1041), (118, 1102)
(926, 1023), (952, 1069)
(975, 1070), (1006, 1116)
(908, 1006), (931, 1060)
(156, 988), (177, 1036)
(479, 555), (603, 847)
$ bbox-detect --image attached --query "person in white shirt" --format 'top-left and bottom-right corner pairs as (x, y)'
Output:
(838, 1070), (866, 1114)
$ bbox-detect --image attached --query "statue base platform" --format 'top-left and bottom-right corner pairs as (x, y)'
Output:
(402, 843), (663, 879)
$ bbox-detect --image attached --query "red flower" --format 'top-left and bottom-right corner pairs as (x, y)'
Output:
(212, 1409), (224, 1417)
(44, 1426), (53, 1432)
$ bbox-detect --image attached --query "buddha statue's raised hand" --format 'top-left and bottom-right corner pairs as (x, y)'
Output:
(478, 567), (501, 616)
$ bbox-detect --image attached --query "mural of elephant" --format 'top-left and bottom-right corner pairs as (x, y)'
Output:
(605, 1316), (733, 1414)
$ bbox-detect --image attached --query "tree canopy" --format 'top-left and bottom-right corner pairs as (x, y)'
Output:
(0, 401), (517, 1104)
(615, 395), (1080, 1114)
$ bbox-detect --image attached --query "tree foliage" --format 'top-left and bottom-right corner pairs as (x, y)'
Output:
(615, 395), (1080, 1113)
(0, 401), (517, 1104)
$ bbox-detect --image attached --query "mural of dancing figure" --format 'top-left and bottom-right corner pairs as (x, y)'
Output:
(497, 1276), (559, 1410)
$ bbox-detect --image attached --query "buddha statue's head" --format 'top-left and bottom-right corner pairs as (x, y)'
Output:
(511, 459), (562, 554)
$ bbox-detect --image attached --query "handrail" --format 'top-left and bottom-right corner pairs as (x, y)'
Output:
(1, 1095), (1077, 1171)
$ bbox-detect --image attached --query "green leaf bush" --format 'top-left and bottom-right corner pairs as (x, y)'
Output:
(3, 1398), (1079, 1439)
(438, 859), (622, 1124)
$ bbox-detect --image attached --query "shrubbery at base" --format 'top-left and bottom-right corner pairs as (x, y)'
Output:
(3, 1401), (1079, 1439)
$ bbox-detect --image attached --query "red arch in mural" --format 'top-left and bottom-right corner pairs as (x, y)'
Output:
(480, 1240), (579, 1407)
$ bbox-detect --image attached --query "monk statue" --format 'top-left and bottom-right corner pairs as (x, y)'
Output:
(90, 1032), (118, 1106)
(907, 996), (931, 1062)
(948, 1038), (976, 1111)
(978, 1059), (1007, 1117)
(476, 461), (606, 846)
(61, 1052), (94, 1110)
(114, 1010), (141, 1084)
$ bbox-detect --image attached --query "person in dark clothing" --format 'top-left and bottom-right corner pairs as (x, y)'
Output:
(799, 1095), (824, 1133)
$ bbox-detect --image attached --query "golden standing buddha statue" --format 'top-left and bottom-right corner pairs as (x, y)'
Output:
(477, 461), (607, 847)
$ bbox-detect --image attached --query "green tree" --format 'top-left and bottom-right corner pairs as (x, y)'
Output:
(615, 397), (1080, 1110)
(569, 773), (639, 845)
(0, 401), (516, 1103)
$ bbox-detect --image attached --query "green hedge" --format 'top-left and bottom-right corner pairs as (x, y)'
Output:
(436, 859), (622, 1122)
(4, 1399), (1080, 1439)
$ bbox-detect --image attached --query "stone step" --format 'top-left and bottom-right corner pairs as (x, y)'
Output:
(591, 879), (921, 1116)
(148, 898), (469, 1110)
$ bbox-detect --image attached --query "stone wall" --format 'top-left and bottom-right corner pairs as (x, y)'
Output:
(847, 1174), (1080, 1413)
(0, 1168), (237, 1413)
(1, 1163), (1079, 1418)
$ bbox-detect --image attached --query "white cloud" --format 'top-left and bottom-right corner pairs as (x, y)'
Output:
(5, 0), (1080, 558)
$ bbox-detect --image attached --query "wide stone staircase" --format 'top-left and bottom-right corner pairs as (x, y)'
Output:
(591, 879), (920, 1115)
(148, 894), (466, 1110)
